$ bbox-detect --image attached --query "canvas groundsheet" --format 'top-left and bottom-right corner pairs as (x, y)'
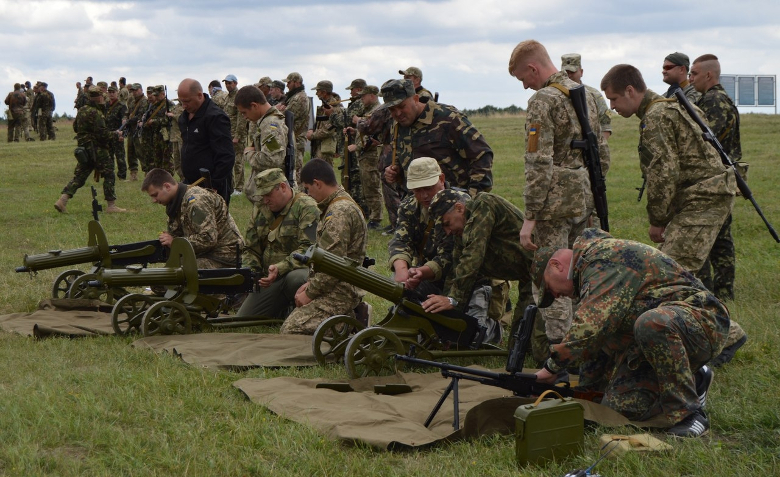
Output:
(0, 298), (115, 338)
(233, 370), (668, 450)
(131, 333), (319, 369)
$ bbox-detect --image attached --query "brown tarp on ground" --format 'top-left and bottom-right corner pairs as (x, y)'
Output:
(0, 298), (115, 338)
(234, 369), (668, 450)
(132, 333), (320, 369)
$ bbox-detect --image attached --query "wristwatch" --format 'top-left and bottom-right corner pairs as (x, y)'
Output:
(447, 297), (458, 307)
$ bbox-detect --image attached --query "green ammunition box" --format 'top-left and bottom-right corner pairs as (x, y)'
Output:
(514, 390), (584, 466)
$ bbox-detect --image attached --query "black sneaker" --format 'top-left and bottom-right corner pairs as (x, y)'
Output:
(367, 221), (382, 230)
(667, 409), (709, 438)
(711, 334), (747, 367)
(695, 365), (714, 408)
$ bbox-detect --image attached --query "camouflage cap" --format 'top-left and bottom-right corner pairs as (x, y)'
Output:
(360, 85), (379, 96)
(152, 85), (165, 94)
(346, 78), (367, 90)
(271, 80), (285, 90)
(380, 79), (415, 108)
(107, 86), (118, 92)
(665, 52), (690, 69)
(255, 168), (287, 196)
(284, 72), (303, 83)
(561, 53), (582, 73)
(146, 85), (154, 93)
(531, 247), (557, 308)
(406, 157), (442, 190)
(96, 81), (108, 88)
(427, 189), (470, 226)
(128, 83), (142, 91)
(87, 85), (102, 97)
(399, 66), (423, 79)
(311, 80), (333, 93)
(257, 76), (273, 87)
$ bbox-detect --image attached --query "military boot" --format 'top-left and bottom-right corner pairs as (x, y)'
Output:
(130, 170), (138, 182)
(106, 201), (127, 213)
(54, 194), (69, 213)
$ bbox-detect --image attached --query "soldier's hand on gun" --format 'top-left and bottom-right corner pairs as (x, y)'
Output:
(421, 295), (453, 313)
(158, 232), (173, 247)
(344, 126), (355, 135)
(519, 219), (538, 251)
(649, 225), (665, 243)
(406, 268), (424, 290)
(534, 367), (557, 384)
(259, 265), (279, 288)
(306, 130), (314, 141)
(347, 144), (357, 153)
(384, 165), (400, 184)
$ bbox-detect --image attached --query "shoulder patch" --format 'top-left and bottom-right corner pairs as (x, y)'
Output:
(527, 123), (541, 152)
(324, 211), (334, 222)
(186, 195), (197, 204)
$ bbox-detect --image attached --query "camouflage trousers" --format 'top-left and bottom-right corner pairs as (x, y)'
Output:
(126, 129), (140, 172)
(295, 136), (305, 185)
(237, 269), (309, 319)
(150, 135), (173, 174)
(38, 110), (55, 140)
(109, 138), (127, 180)
(579, 298), (729, 425)
(359, 153), (383, 223)
(139, 131), (155, 173)
(697, 214), (735, 301)
(530, 214), (590, 362)
(233, 141), (245, 192)
(6, 113), (21, 142)
(170, 140), (183, 180)
(280, 292), (360, 335)
(62, 146), (117, 201)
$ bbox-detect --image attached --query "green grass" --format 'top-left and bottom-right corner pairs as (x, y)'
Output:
(0, 115), (779, 475)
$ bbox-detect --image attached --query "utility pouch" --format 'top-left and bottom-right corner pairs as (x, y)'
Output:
(74, 146), (90, 165)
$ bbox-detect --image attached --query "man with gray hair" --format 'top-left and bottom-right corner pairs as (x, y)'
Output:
(561, 53), (612, 140)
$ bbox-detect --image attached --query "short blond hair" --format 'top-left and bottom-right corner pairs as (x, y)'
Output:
(508, 39), (551, 76)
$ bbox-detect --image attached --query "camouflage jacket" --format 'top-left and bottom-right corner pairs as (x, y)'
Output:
(696, 84), (741, 160)
(224, 89), (246, 142)
(284, 86), (309, 137)
(637, 90), (735, 227)
(359, 107), (395, 168)
(663, 80), (701, 103)
(144, 99), (173, 135)
(73, 103), (114, 148)
(168, 103), (184, 142)
(243, 192), (319, 276)
(416, 86), (433, 100)
(127, 96), (148, 131)
(394, 100), (493, 196)
(445, 193), (533, 307)
(354, 100), (381, 157)
(311, 97), (343, 157)
(37, 90), (54, 112)
(118, 87), (130, 108)
(546, 228), (730, 373)
(168, 185), (244, 264)
(585, 84), (612, 134)
(523, 71), (609, 221)
(105, 99), (127, 130)
(74, 90), (89, 110)
(331, 97), (364, 155)
(211, 90), (229, 111)
(246, 107), (288, 201)
(306, 187), (367, 301)
(387, 193), (454, 281)
(23, 89), (34, 112)
(4, 90), (26, 115)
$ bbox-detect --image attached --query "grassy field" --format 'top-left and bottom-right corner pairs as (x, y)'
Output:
(0, 113), (778, 476)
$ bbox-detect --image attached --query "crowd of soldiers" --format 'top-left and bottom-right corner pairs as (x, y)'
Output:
(4, 80), (56, 142)
(12, 39), (750, 439)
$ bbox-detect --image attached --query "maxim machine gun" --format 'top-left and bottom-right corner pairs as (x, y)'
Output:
(293, 245), (506, 379)
(16, 220), (168, 301)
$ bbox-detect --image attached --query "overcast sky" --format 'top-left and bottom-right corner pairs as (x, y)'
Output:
(2, 0), (779, 116)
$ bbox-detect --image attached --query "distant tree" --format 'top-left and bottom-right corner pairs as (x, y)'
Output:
(462, 104), (524, 116)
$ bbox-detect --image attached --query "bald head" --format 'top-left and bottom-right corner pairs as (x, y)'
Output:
(178, 78), (205, 115)
(690, 54), (721, 94)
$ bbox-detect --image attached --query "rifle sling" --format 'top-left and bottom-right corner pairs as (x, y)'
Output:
(416, 217), (434, 264)
(269, 193), (304, 231)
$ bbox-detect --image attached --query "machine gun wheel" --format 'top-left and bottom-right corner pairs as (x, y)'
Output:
(67, 273), (115, 304)
(52, 269), (85, 299)
(344, 328), (405, 379)
(112, 294), (155, 336)
(312, 315), (367, 365)
(142, 300), (192, 336)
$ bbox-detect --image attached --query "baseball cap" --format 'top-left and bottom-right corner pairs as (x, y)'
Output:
(406, 157), (442, 190)
(284, 72), (303, 83)
(380, 79), (415, 108)
(257, 76), (273, 87)
(360, 85), (379, 96)
(223, 74), (238, 83)
(427, 189), (470, 226)
(255, 168), (287, 196)
(346, 78), (367, 90)
(271, 80), (285, 90)
(311, 80), (333, 93)
(128, 83), (142, 91)
(561, 53), (582, 73)
(399, 66), (423, 79)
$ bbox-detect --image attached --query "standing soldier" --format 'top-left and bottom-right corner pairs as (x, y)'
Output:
(267, 80), (285, 106)
(21, 81), (35, 141)
(105, 86), (128, 180)
(561, 53), (612, 141)
(36, 82), (56, 141)
(306, 80), (343, 167)
(118, 77), (130, 108)
(4, 83), (26, 142)
(279, 72), (309, 184)
(145, 85), (174, 173)
(167, 99), (185, 180)
(222, 74), (247, 195)
(125, 83), (147, 180)
(399, 66), (433, 100)
(55, 86), (126, 214)
(138, 86), (157, 173)
(348, 85), (384, 229)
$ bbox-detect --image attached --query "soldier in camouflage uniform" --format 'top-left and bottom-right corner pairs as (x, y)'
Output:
(167, 100), (185, 180)
(36, 82), (55, 141)
(534, 228), (729, 437)
(280, 72), (309, 184)
(20, 81), (34, 141)
(144, 85), (174, 174)
(124, 84), (146, 181)
(361, 106), (402, 231)
(306, 80), (343, 167)
(234, 85), (288, 203)
(118, 77), (129, 108)
(222, 75), (247, 194)
(55, 86), (126, 214)
(209, 80), (228, 111)
(381, 79), (493, 197)
(74, 77), (92, 110)
(281, 159), (367, 335)
(561, 54), (612, 140)
(662, 52), (701, 103)
(137, 86), (157, 173)
(508, 40), (610, 362)
(399, 66), (432, 100)
(424, 189), (534, 344)
(238, 169), (319, 318)
(141, 168), (244, 269)
(4, 83), (26, 142)
(104, 86), (128, 180)
(347, 85), (383, 228)
(331, 78), (366, 205)
(267, 80), (285, 107)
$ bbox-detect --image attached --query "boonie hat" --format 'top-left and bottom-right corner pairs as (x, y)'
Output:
(406, 157), (442, 190)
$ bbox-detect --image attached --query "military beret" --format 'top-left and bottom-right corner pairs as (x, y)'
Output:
(346, 78), (367, 90)
(128, 83), (142, 91)
(531, 247), (558, 308)
(399, 66), (423, 80)
(257, 76), (273, 87)
(87, 85), (102, 97)
(152, 85), (165, 94)
(223, 74), (238, 83)
(107, 86), (118, 92)
(255, 168), (287, 196)
(406, 157), (441, 190)
(360, 85), (379, 96)
(665, 52), (690, 69)
(561, 53), (582, 72)
(271, 80), (285, 90)
(284, 72), (303, 83)
(97, 81), (108, 88)
(427, 189), (470, 226)
(311, 80), (333, 93)
(380, 79), (415, 108)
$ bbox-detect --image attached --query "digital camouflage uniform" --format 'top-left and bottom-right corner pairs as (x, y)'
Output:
(62, 100), (117, 201)
(544, 229), (729, 425)
(126, 94), (147, 173)
(244, 107), (287, 202)
(118, 86), (130, 108)
(353, 99), (383, 223)
(104, 98), (128, 179)
(139, 97), (157, 173)
(393, 100), (493, 197)
(36, 89), (55, 140)
(284, 86), (309, 183)
(310, 96), (343, 166)
(636, 89), (735, 272)
(22, 87), (34, 139)
(281, 187), (367, 334)
(524, 71), (610, 359)
(585, 84), (612, 136)
(225, 88), (248, 192)
(695, 84), (741, 301)
(211, 89), (229, 111)
(145, 97), (174, 174)
(239, 190), (319, 318)
(331, 96), (365, 206)
(169, 102), (184, 180)
(167, 185), (244, 269)
(362, 107), (401, 227)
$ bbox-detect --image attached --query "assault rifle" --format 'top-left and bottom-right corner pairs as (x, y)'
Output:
(340, 109), (360, 193)
(283, 109), (296, 186)
(569, 85), (609, 231)
(674, 89), (779, 242)
(91, 186), (103, 221)
(396, 305), (600, 430)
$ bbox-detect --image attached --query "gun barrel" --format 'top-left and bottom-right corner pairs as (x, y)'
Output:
(96, 267), (187, 288)
(19, 246), (102, 273)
